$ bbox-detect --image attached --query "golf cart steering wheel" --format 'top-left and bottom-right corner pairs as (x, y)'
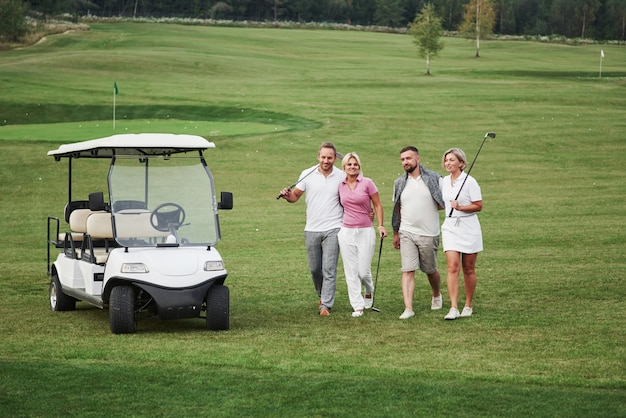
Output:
(150, 203), (186, 232)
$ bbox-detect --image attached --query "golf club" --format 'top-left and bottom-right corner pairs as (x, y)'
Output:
(371, 236), (384, 313)
(276, 164), (319, 199)
(275, 152), (344, 200)
(448, 132), (496, 217)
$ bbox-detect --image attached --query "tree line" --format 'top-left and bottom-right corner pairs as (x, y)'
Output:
(4, 0), (626, 41)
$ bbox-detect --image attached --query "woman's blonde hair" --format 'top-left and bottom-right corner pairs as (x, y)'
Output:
(442, 148), (468, 171)
(342, 152), (362, 174)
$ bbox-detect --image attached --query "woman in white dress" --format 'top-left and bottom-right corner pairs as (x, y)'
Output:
(440, 148), (483, 320)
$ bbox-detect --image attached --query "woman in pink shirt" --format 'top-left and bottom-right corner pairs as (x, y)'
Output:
(338, 153), (387, 317)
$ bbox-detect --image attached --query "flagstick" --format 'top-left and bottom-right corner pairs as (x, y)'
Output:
(599, 50), (604, 79)
(113, 87), (116, 130)
(599, 57), (603, 79)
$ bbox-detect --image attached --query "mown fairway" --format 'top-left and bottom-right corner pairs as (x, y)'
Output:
(1, 23), (625, 416)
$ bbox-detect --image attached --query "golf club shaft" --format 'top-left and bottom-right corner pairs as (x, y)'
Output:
(448, 132), (494, 217)
(371, 236), (384, 312)
(276, 164), (319, 199)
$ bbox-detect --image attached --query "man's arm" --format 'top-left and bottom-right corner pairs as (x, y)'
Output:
(279, 187), (304, 203)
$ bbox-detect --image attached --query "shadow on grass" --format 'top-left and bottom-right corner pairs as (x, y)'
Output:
(0, 102), (322, 132)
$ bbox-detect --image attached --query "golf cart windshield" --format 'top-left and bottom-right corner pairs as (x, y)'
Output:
(110, 155), (219, 247)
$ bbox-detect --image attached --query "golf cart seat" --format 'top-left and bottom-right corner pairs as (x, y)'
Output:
(77, 192), (115, 264)
(84, 212), (114, 264)
(114, 210), (169, 243)
(62, 208), (93, 259)
(61, 192), (114, 263)
(57, 203), (90, 244)
(64, 200), (89, 222)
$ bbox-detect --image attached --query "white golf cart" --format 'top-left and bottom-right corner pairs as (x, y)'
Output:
(46, 133), (233, 334)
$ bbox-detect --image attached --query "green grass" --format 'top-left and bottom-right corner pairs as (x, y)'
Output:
(1, 23), (625, 416)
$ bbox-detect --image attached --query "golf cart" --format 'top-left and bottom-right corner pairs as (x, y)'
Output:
(46, 133), (233, 334)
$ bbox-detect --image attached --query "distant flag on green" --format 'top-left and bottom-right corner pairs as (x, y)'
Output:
(599, 50), (604, 78)
(113, 82), (118, 129)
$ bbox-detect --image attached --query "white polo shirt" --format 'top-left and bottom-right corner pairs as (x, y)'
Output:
(296, 165), (344, 232)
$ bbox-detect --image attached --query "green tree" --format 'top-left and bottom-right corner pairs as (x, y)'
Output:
(432, 0), (466, 31)
(66, 0), (99, 22)
(574, 0), (601, 38)
(374, 0), (404, 27)
(29, 0), (64, 21)
(209, 1), (232, 19)
(408, 3), (444, 75)
(0, 0), (27, 42)
(491, 0), (517, 33)
(459, 0), (496, 57)
(608, 0), (626, 40)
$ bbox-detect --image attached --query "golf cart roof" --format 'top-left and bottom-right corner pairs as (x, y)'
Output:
(47, 133), (215, 159)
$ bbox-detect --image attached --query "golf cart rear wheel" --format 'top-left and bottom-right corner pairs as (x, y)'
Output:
(50, 274), (76, 311)
(206, 285), (229, 331)
(109, 285), (137, 334)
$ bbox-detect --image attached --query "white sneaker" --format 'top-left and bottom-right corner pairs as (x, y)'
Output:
(399, 309), (414, 320)
(364, 293), (373, 309)
(460, 307), (473, 317)
(431, 294), (442, 310)
(444, 308), (460, 320)
(352, 310), (363, 318)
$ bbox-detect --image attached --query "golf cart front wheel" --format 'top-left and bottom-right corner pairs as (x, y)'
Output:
(50, 274), (76, 311)
(206, 285), (229, 331)
(109, 285), (137, 334)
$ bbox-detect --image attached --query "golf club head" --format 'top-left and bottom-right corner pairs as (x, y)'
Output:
(371, 307), (380, 312)
(485, 132), (496, 139)
(336, 152), (344, 160)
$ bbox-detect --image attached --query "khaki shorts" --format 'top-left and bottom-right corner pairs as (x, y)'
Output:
(399, 231), (439, 274)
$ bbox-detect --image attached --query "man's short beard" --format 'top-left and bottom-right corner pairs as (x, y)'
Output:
(405, 164), (417, 174)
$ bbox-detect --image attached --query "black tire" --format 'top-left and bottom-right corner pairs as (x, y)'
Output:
(206, 285), (229, 331)
(49, 274), (76, 311)
(109, 285), (137, 334)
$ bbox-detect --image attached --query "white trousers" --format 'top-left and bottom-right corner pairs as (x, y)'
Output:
(338, 226), (375, 311)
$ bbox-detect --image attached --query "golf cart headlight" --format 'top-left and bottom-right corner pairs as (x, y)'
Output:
(204, 260), (224, 271)
(121, 263), (149, 273)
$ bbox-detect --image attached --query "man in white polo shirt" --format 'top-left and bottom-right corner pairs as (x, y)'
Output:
(278, 142), (344, 316)
(392, 146), (445, 319)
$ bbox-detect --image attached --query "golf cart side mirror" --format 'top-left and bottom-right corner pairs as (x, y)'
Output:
(218, 192), (233, 210)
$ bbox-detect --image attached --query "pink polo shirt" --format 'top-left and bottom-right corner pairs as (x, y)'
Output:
(339, 174), (378, 228)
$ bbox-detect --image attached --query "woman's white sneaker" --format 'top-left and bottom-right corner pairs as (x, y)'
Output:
(444, 308), (460, 320)
(460, 307), (473, 317)
(399, 310), (414, 320)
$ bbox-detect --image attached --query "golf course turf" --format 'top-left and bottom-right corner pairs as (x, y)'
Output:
(0, 22), (624, 416)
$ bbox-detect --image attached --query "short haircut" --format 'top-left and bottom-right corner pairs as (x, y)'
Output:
(400, 146), (419, 155)
(442, 148), (468, 171)
(318, 142), (337, 155)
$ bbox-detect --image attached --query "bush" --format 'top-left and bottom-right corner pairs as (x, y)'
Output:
(0, 0), (28, 42)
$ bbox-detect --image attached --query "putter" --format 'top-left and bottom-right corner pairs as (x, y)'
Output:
(371, 236), (384, 312)
(276, 152), (344, 200)
(448, 132), (496, 217)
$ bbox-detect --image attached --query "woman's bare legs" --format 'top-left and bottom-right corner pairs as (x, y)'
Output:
(461, 253), (478, 308)
(445, 250), (461, 310)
